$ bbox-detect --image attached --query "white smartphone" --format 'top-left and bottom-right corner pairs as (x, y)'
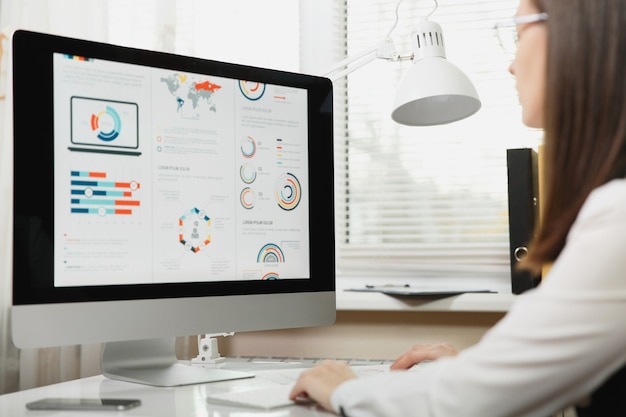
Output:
(26, 397), (141, 411)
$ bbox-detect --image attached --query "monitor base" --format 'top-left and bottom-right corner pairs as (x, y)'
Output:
(101, 338), (255, 387)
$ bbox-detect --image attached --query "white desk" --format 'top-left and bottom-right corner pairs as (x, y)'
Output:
(0, 366), (337, 417)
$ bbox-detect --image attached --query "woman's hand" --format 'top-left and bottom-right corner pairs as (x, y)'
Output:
(289, 360), (357, 412)
(391, 343), (458, 370)
(289, 344), (457, 411)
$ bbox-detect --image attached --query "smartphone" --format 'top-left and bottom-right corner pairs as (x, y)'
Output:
(26, 397), (141, 411)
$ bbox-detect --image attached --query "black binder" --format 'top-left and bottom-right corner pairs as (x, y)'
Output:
(506, 148), (541, 294)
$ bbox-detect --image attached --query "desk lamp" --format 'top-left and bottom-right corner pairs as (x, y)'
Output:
(324, 0), (481, 126)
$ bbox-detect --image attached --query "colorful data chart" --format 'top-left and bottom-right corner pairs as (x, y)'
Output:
(257, 243), (285, 263)
(275, 173), (301, 211)
(261, 272), (280, 280)
(91, 106), (121, 141)
(240, 163), (257, 184)
(240, 135), (257, 159)
(240, 187), (256, 210)
(238, 80), (266, 101)
(63, 54), (92, 61)
(70, 170), (140, 216)
(179, 208), (211, 253)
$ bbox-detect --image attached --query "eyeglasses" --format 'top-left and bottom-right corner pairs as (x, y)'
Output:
(494, 13), (548, 55)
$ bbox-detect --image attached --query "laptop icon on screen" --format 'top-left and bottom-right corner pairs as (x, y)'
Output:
(68, 96), (141, 156)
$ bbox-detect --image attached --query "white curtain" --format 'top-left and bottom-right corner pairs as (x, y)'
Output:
(0, 28), (17, 395)
(0, 0), (302, 394)
(0, 0), (113, 394)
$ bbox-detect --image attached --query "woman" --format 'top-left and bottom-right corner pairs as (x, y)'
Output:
(290, 0), (626, 415)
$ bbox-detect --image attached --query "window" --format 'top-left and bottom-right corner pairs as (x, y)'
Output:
(330, 0), (543, 290)
(105, 0), (300, 72)
(80, 0), (539, 291)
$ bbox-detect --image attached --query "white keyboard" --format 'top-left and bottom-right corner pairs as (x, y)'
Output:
(205, 360), (399, 410)
(206, 384), (300, 409)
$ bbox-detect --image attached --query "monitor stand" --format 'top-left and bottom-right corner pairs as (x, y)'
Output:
(100, 338), (255, 387)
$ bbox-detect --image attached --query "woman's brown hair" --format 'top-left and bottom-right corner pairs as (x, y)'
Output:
(521, 0), (626, 274)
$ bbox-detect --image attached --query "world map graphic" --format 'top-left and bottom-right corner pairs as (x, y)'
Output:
(160, 73), (222, 115)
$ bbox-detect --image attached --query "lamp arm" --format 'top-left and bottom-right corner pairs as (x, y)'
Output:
(323, 39), (402, 82)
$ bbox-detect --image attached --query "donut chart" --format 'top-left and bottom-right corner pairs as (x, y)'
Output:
(240, 187), (255, 209)
(261, 272), (280, 280)
(275, 173), (301, 211)
(91, 105), (122, 141)
(238, 80), (266, 101)
(240, 163), (257, 184)
(178, 208), (211, 253)
(257, 243), (285, 263)
(240, 136), (257, 159)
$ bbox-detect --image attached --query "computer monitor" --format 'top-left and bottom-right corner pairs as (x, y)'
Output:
(11, 29), (335, 387)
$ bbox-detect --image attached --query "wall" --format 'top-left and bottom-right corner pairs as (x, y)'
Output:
(14, 309), (503, 391)
(218, 310), (504, 360)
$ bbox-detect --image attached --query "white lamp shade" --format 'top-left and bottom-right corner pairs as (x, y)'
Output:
(391, 55), (481, 126)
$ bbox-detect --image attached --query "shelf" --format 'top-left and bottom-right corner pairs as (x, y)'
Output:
(336, 290), (515, 312)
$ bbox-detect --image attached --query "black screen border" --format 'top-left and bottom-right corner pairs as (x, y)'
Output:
(12, 29), (335, 305)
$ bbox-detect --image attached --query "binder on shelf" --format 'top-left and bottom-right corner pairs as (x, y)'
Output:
(506, 148), (541, 294)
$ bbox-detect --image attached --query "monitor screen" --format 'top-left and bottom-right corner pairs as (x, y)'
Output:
(11, 29), (335, 386)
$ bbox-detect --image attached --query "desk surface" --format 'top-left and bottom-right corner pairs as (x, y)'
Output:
(0, 366), (339, 417)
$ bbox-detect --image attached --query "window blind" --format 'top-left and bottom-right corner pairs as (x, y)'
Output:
(333, 0), (543, 284)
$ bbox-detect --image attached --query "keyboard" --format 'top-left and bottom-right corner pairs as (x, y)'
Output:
(219, 356), (395, 371)
(206, 383), (301, 409)
(205, 357), (418, 410)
